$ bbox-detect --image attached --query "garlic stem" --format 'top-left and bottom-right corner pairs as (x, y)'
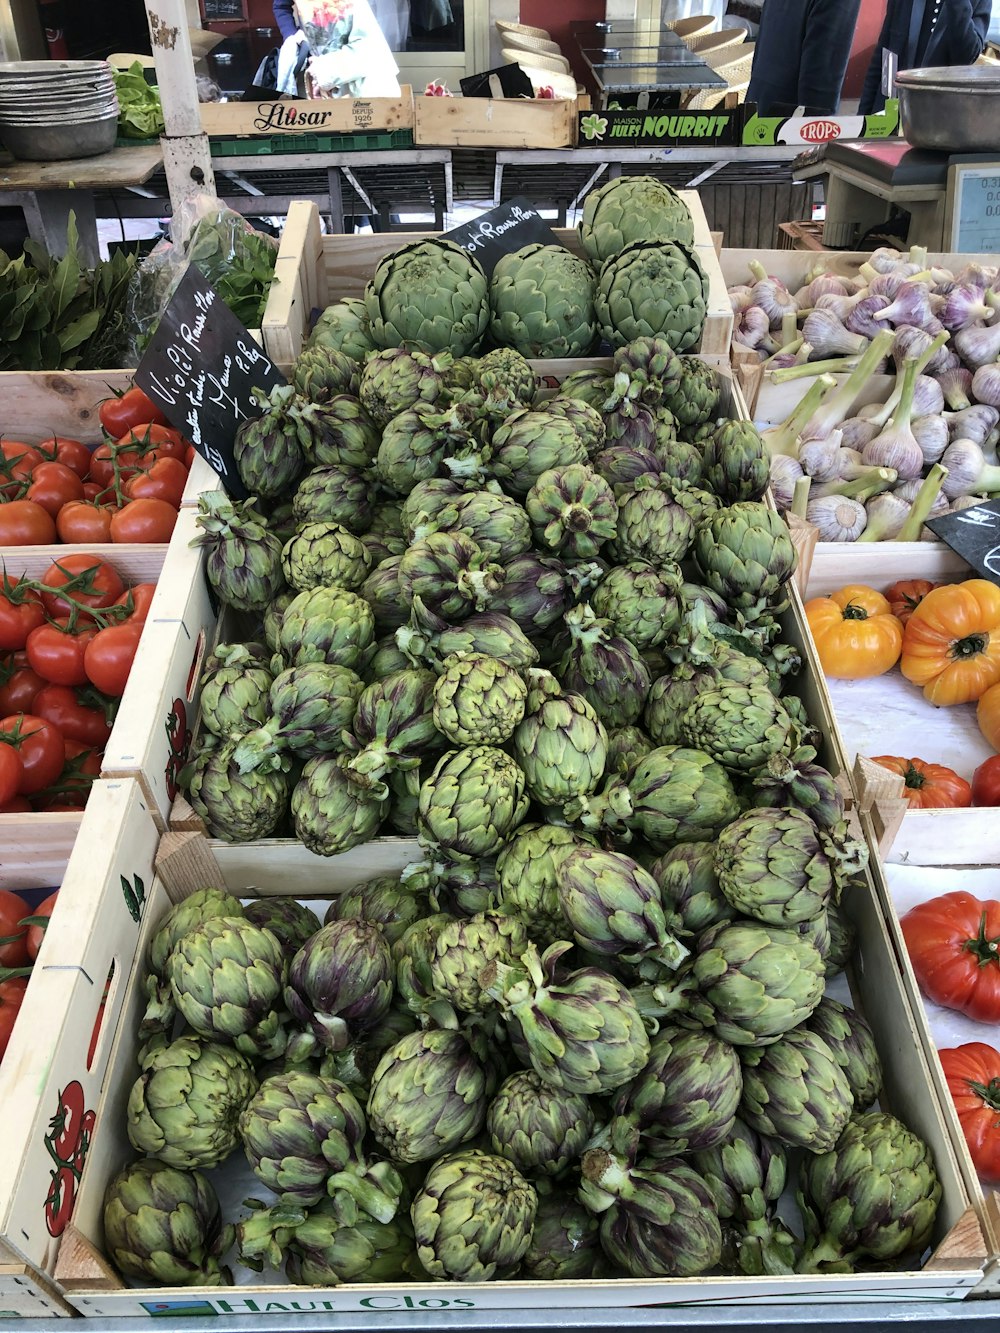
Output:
(800, 330), (897, 440)
(867, 329), (950, 428)
(760, 373), (837, 459)
(894, 463), (948, 540)
(770, 355), (863, 384)
(762, 336), (803, 367)
(748, 260), (769, 283)
(781, 310), (798, 345)
(811, 466), (897, 500)
(790, 475), (811, 518)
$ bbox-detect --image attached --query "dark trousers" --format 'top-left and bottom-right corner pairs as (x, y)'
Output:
(747, 0), (864, 114)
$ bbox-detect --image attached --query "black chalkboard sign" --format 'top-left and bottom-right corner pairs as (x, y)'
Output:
(926, 499), (1000, 583)
(203, 0), (245, 19)
(444, 196), (560, 278)
(134, 264), (287, 503)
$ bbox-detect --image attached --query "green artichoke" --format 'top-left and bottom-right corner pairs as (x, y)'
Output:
(284, 1201), (418, 1285)
(805, 997), (882, 1111)
(715, 806), (835, 927)
(281, 521), (371, 593)
(489, 242), (597, 357)
(556, 602), (651, 729)
(392, 912), (457, 1018)
(512, 669), (608, 807)
(305, 394), (380, 471)
(275, 586), (376, 674)
(679, 683), (798, 775)
(591, 559), (683, 651)
(432, 651), (527, 746)
(428, 909), (529, 1016)
(292, 463), (373, 534)
(412, 1149), (537, 1281)
(665, 356), (722, 428)
(417, 746), (528, 861)
(649, 841), (731, 936)
(495, 822), (592, 947)
(103, 1158), (233, 1286)
(539, 394), (607, 457)
(825, 901), (857, 977)
(605, 724), (655, 779)
(753, 750), (846, 831)
(702, 419), (770, 503)
(489, 408), (590, 497)
(522, 1190), (604, 1280)
(343, 668), (439, 799)
(415, 489), (533, 561)
(292, 343), (360, 402)
(285, 919), (393, 1054)
(694, 502), (797, 621)
(186, 739), (289, 842)
(398, 531), (504, 622)
(192, 494), (286, 614)
(740, 1027), (854, 1154)
(232, 663), (364, 773)
(233, 384), (310, 500)
(525, 463), (618, 561)
(376, 400), (487, 497)
(580, 175), (695, 263)
(326, 872), (427, 947)
(308, 296), (374, 362)
(199, 659), (272, 739)
(486, 1070), (595, 1179)
(596, 239), (708, 352)
(613, 473), (696, 565)
(476, 347), (538, 418)
(359, 346), (451, 426)
(291, 755), (387, 856)
(127, 1036), (257, 1170)
(364, 237), (489, 356)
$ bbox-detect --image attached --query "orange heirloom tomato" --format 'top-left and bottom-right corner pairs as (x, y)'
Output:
(978, 681), (1000, 752)
(884, 579), (943, 626)
(901, 579), (1000, 706)
(804, 585), (903, 679)
(869, 755), (973, 809)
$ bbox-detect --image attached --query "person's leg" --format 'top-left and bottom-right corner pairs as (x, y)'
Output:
(797, 0), (864, 112)
(747, 0), (808, 114)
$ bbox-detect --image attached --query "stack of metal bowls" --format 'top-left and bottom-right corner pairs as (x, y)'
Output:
(0, 60), (120, 162)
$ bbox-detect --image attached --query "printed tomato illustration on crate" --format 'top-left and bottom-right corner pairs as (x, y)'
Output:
(164, 696), (191, 800)
(43, 1079), (95, 1237)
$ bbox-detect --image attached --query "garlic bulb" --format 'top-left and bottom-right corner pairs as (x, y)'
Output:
(798, 429), (846, 483)
(801, 309), (868, 358)
(912, 375), (945, 417)
(873, 281), (936, 330)
(971, 363), (1000, 409)
(806, 495), (867, 541)
(940, 284), (994, 331)
(861, 357), (925, 481)
(839, 417), (880, 451)
(768, 454), (804, 511)
(954, 320), (1000, 370)
(729, 284), (754, 313)
(956, 262), (998, 289)
(733, 305), (771, 350)
(911, 414), (950, 465)
(893, 478), (951, 517)
(858, 491), (910, 541)
(892, 325), (952, 374)
(936, 366), (973, 410)
(814, 290), (867, 323)
(944, 404), (1000, 446)
(867, 247), (905, 275)
(867, 271), (908, 300)
(845, 294), (891, 339)
(939, 438), (1000, 497)
(748, 261), (797, 329)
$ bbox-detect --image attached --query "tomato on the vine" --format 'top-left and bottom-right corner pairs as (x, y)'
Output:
(84, 622), (142, 697)
(114, 423), (187, 466)
(55, 502), (114, 545)
(0, 796), (31, 814)
(35, 436), (92, 481)
(0, 746), (24, 810)
(124, 457), (188, 508)
(0, 977), (27, 1061)
(98, 387), (170, 437)
(87, 442), (142, 493)
(0, 714), (65, 795)
(0, 500), (56, 546)
(0, 888), (29, 968)
(0, 442), (42, 499)
(26, 623), (96, 688)
(0, 653), (45, 715)
(39, 555), (125, 618)
(25, 890), (58, 962)
(0, 581), (45, 652)
(34, 684), (112, 748)
(110, 498), (177, 544)
(116, 583), (157, 624)
(25, 462), (85, 518)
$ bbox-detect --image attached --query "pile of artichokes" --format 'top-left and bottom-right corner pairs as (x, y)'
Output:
(103, 327), (943, 1291)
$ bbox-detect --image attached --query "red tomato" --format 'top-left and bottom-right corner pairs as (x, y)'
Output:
(0, 582), (45, 652)
(124, 457), (188, 508)
(87, 442), (141, 492)
(0, 745), (24, 810)
(0, 796), (31, 814)
(25, 462), (85, 518)
(939, 1043), (1000, 1183)
(0, 653), (45, 715)
(0, 977), (27, 1063)
(114, 423), (187, 465)
(84, 621), (142, 697)
(184, 443), (197, 470)
(55, 501), (114, 545)
(0, 443), (42, 499)
(109, 498), (177, 544)
(25, 889), (58, 962)
(116, 582), (157, 624)
(39, 555), (125, 619)
(81, 482), (105, 503)
(0, 500), (56, 546)
(34, 436), (92, 481)
(901, 891), (1000, 1022)
(0, 889), (29, 967)
(0, 714), (68, 794)
(869, 756), (973, 810)
(972, 755), (1000, 807)
(98, 387), (170, 437)
(26, 623), (96, 688)
(34, 684), (112, 748)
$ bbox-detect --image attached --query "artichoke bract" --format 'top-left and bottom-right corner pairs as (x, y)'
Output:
(797, 1112), (941, 1271)
(432, 652), (527, 746)
(613, 1024), (742, 1156)
(103, 1159), (233, 1287)
(192, 494), (286, 614)
(364, 237), (489, 356)
(367, 1028), (490, 1163)
(715, 806), (835, 927)
(486, 1069), (595, 1179)
(580, 175), (695, 264)
(326, 872), (428, 948)
(489, 242), (597, 358)
(495, 822), (591, 947)
(417, 746), (528, 862)
(596, 240), (708, 352)
(429, 910), (529, 1016)
(487, 943), (651, 1096)
(232, 663), (364, 773)
(694, 502), (797, 621)
(276, 586), (376, 674)
(556, 845), (688, 972)
(291, 755), (388, 856)
(512, 670), (608, 807)
(525, 464), (618, 561)
(127, 1036), (257, 1170)
(411, 1149), (537, 1281)
(522, 1190), (604, 1280)
(359, 346), (451, 427)
(692, 920), (825, 1046)
(557, 602), (651, 729)
(581, 1152), (722, 1278)
(805, 996), (883, 1111)
(285, 919), (393, 1055)
(740, 1027), (854, 1154)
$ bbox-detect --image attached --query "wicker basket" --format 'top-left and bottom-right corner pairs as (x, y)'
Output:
(495, 20), (551, 41)
(521, 68), (580, 99)
(667, 15), (717, 41)
(689, 28), (747, 56)
(502, 46), (571, 74)
(502, 31), (564, 57)
(685, 76), (749, 111)
(707, 44), (756, 81)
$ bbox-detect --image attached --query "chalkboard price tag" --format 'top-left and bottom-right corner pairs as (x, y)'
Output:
(134, 264), (287, 503)
(925, 498), (1000, 584)
(444, 196), (560, 277)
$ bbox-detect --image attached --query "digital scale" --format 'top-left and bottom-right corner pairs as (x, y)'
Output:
(795, 141), (1000, 253)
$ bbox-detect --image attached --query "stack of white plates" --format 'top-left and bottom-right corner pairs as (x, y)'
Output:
(0, 60), (120, 160)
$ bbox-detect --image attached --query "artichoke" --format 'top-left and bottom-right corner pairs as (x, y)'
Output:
(192, 494), (286, 614)
(702, 419), (770, 503)
(308, 296), (374, 362)
(148, 888), (245, 980)
(343, 668), (439, 799)
(825, 901), (857, 977)
(580, 175), (695, 263)
(591, 559), (683, 651)
(489, 408), (590, 496)
(281, 521), (371, 593)
(398, 601), (538, 674)
(715, 806), (835, 927)
(232, 663), (363, 773)
(525, 464), (618, 560)
(417, 746), (528, 861)
(392, 912), (457, 1018)
(361, 556), (411, 633)
(186, 739), (289, 842)
(665, 356), (722, 428)
(291, 463), (373, 534)
(753, 750), (846, 831)
(649, 841), (731, 936)
(539, 394), (607, 457)
(595, 239), (708, 352)
(476, 347), (538, 418)
(605, 724), (655, 779)
(376, 401), (487, 497)
(428, 910), (529, 1016)
(103, 1159), (233, 1286)
(283, 1202), (418, 1285)
(556, 602), (651, 729)
(276, 586), (375, 674)
(489, 242), (597, 358)
(679, 682), (798, 775)
(415, 489), (533, 561)
(199, 659), (272, 739)
(358, 346), (450, 426)
(291, 755), (387, 856)
(614, 473), (696, 564)
(306, 394), (380, 470)
(797, 1112), (941, 1271)
(233, 384), (310, 500)
(398, 531), (504, 622)
(367, 1028), (490, 1163)
(512, 670), (607, 807)
(593, 441), (662, 488)
(740, 1027), (854, 1154)
(432, 652), (527, 746)
(326, 872), (427, 947)
(486, 1070), (595, 1179)
(284, 919), (393, 1055)
(412, 1149), (537, 1281)
(292, 343), (360, 402)
(403, 856), (497, 918)
(127, 1036), (257, 1170)
(805, 997), (882, 1111)
(364, 237), (489, 356)
(495, 822), (592, 947)
(694, 501), (797, 621)
(521, 1191), (604, 1280)
(244, 898), (320, 957)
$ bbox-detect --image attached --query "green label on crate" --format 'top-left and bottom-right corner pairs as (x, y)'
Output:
(578, 109), (742, 146)
(741, 99), (899, 146)
(140, 1295), (479, 1315)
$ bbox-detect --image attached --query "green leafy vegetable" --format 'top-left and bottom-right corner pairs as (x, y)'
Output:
(114, 62), (165, 140)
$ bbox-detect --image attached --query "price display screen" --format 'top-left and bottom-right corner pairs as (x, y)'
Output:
(948, 165), (1000, 254)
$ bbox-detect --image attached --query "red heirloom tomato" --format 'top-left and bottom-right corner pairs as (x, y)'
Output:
(124, 457), (188, 508)
(35, 435), (93, 480)
(110, 498), (177, 544)
(98, 387), (170, 436)
(116, 583), (157, 624)
(869, 756), (972, 809)
(901, 891), (1000, 1022)
(0, 745), (24, 808)
(114, 423), (187, 466)
(55, 501), (114, 545)
(972, 755), (1000, 807)
(939, 1043), (1000, 1183)
(0, 714), (66, 794)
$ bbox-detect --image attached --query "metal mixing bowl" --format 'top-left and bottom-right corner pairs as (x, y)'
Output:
(0, 114), (118, 162)
(896, 65), (1000, 152)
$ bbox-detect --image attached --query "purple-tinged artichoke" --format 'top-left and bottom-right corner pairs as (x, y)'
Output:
(244, 898), (320, 958)
(804, 996), (882, 1111)
(740, 1027), (854, 1153)
(432, 652), (527, 746)
(417, 746), (528, 862)
(521, 1191), (605, 1279)
(292, 343), (360, 402)
(398, 531), (504, 622)
(234, 384), (310, 500)
(556, 602), (650, 728)
(281, 521), (371, 593)
(495, 822), (591, 947)
(290, 755), (387, 856)
(359, 346), (451, 427)
(649, 841), (731, 936)
(715, 806), (835, 927)
(591, 559), (683, 651)
(305, 394), (380, 471)
(490, 408), (590, 496)
(285, 919), (393, 1056)
(525, 463), (618, 560)
(342, 668), (439, 799)
(512, 669), (607, 807)
(275, 587), (375, 674)
(429, 910), (529, 1016)
(232, 663), (363, 774)
(490, 551), (601, 636)
(613, 472), (696, 564)
(487, 1070), (595, 1178)
(192, 494), (286, 614)
(325, 872), (428, 948)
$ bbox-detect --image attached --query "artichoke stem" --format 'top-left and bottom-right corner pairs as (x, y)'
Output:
(797, 1234), (852, 1273)
(326, 1169), (400, 1226)
(231, 727), (282, 775)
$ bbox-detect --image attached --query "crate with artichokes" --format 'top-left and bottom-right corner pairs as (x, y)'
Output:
(85, 321), (969, 1296)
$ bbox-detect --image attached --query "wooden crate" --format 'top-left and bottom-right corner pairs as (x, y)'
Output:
(0, 369), (222, 506)
(0, 779), (159, 1314)
(51, 816), (987, 1313)
(778, 220), (828, 251)
(414, 93), (578, 149)
(200, 88), (415, 138)
(260, 197), (733, 377)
